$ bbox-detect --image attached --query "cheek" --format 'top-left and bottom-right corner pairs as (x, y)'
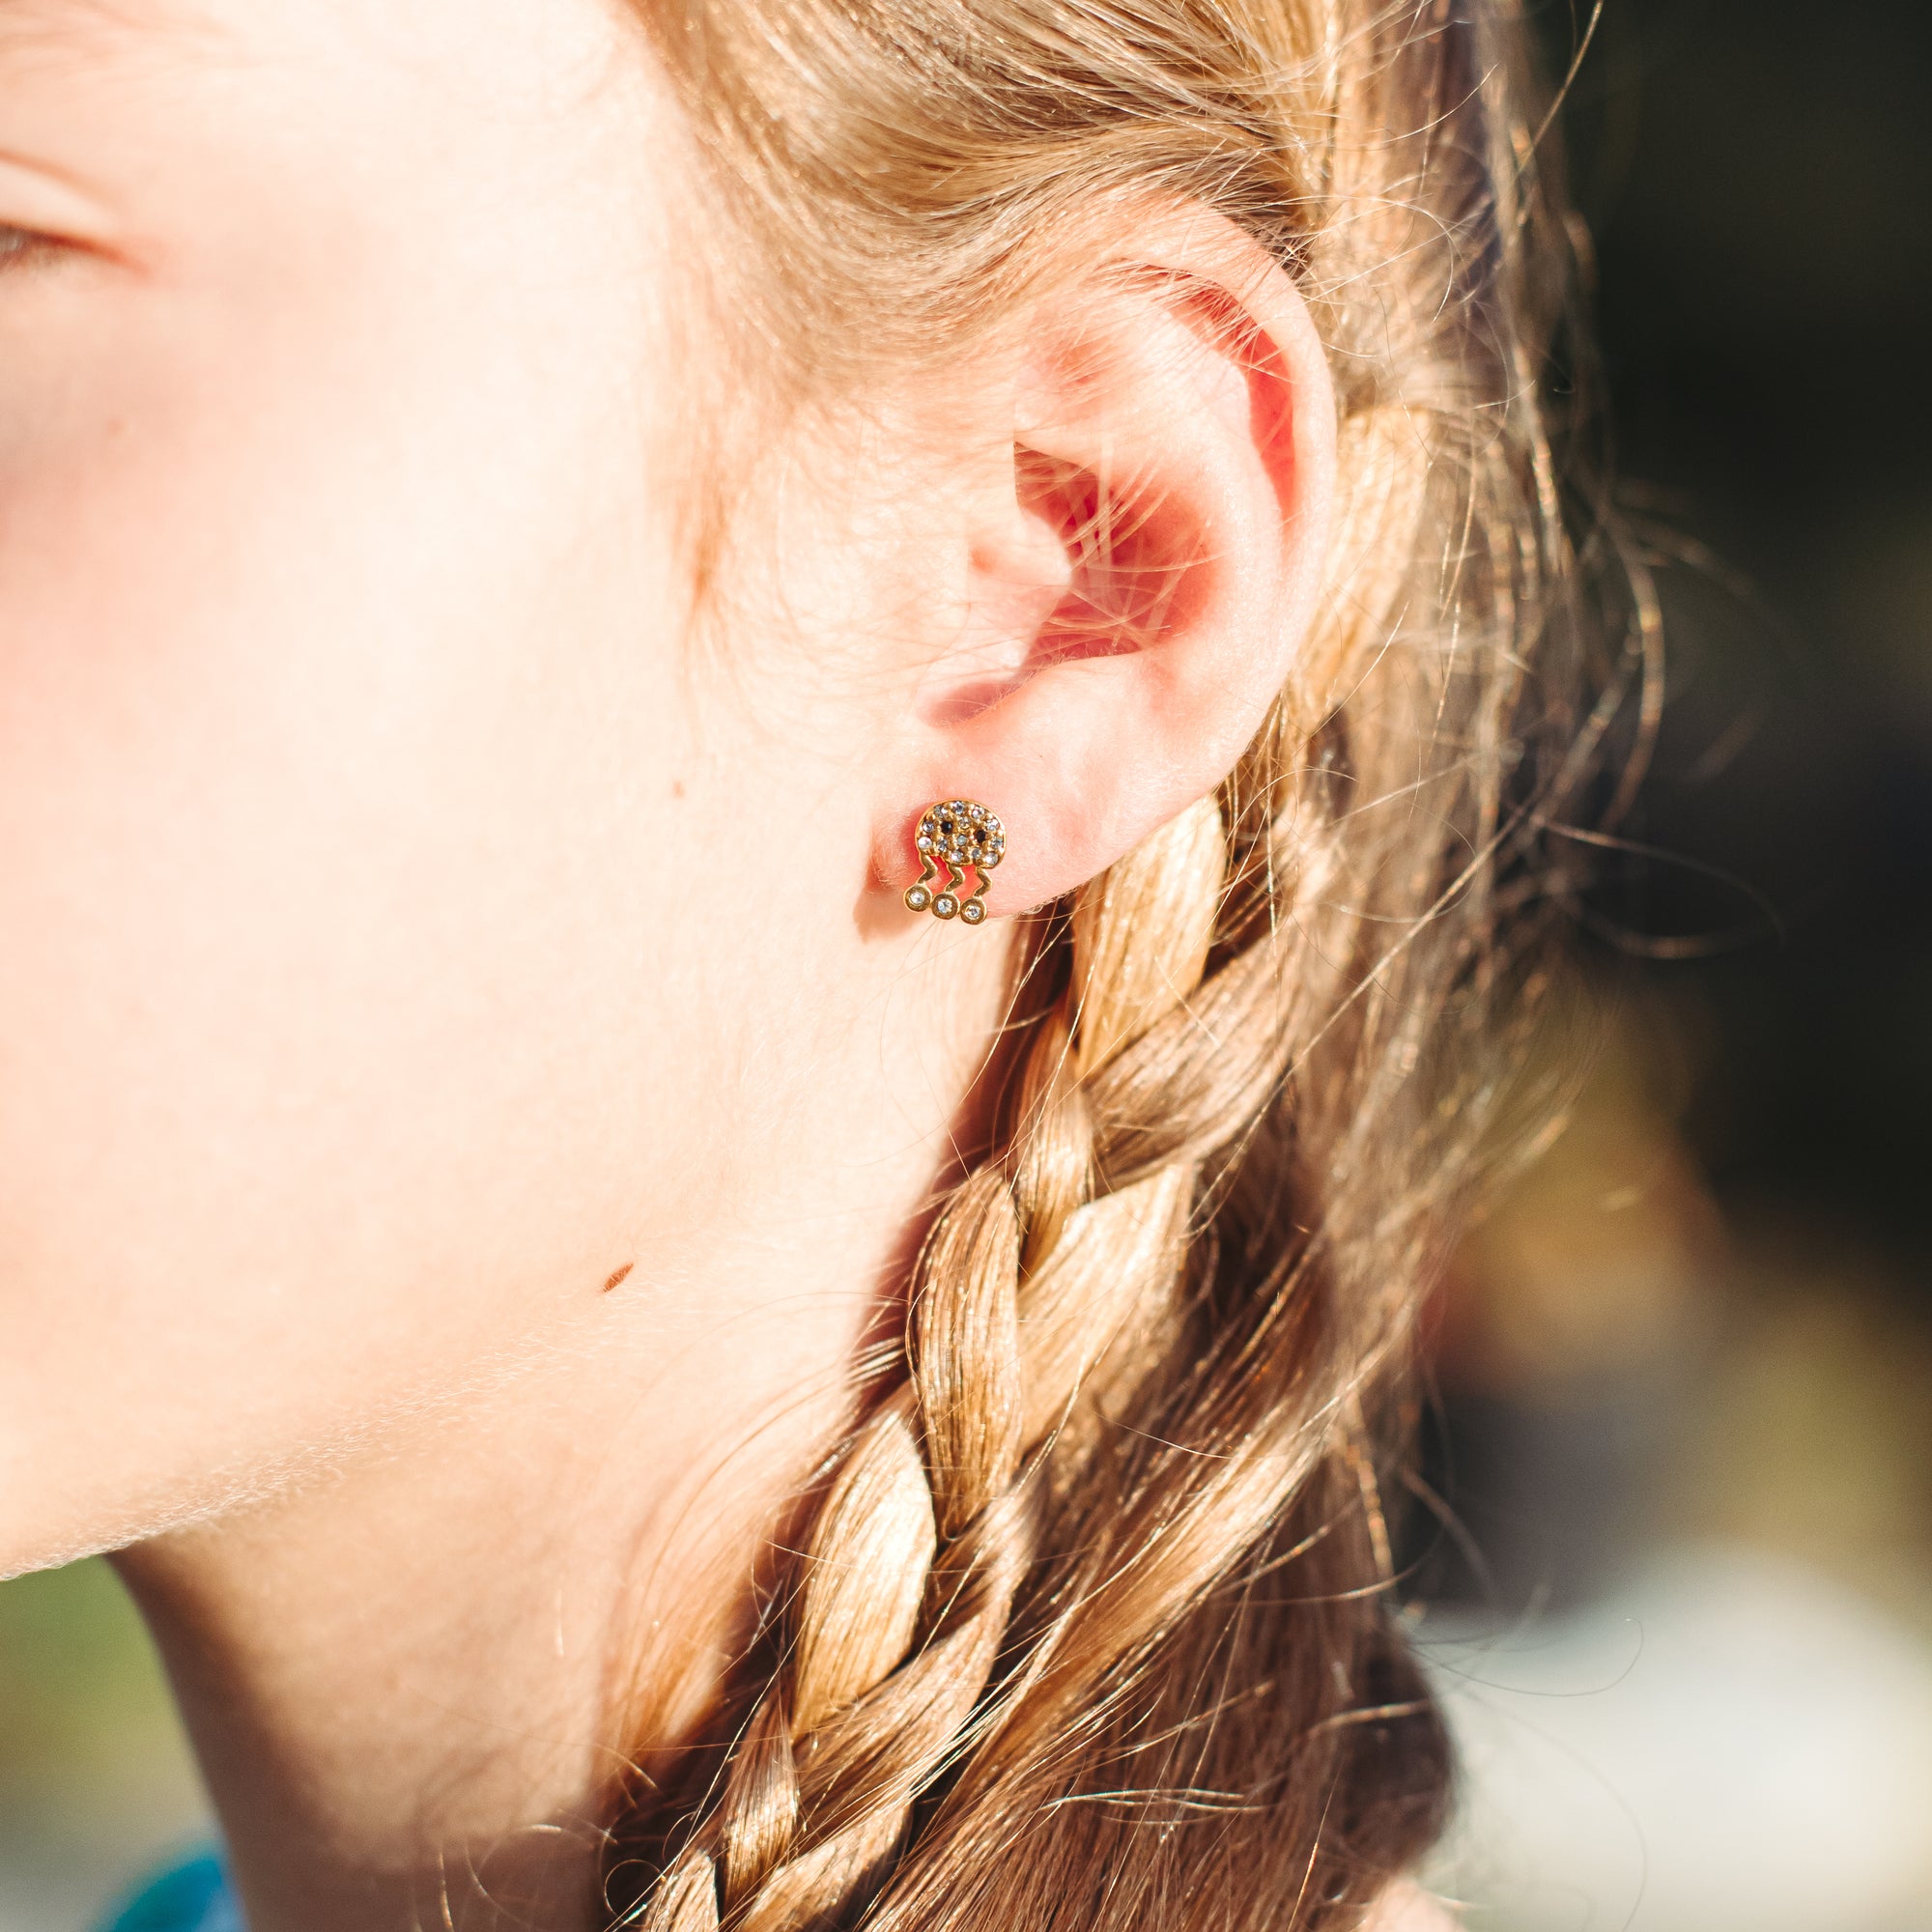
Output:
(0, 222), (765, 1569)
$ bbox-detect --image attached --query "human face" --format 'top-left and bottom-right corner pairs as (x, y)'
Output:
(0, 0), (932, 1573)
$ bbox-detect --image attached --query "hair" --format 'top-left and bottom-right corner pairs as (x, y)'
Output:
(603, 3), (1606, 1927)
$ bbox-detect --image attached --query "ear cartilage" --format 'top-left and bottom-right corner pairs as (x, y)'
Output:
(903, 800), (1005, 926)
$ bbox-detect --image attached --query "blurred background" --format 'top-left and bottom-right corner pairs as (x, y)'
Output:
(3, 1), (1929, 1926)
(1409, 0), (1932, 1926)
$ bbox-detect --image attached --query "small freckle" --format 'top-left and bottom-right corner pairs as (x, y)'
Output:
(671, 781), (686, 800)
(603, 1264), (635, 1293)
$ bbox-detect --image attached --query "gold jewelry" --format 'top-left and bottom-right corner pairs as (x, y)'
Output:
(904, 799), (1005, 925)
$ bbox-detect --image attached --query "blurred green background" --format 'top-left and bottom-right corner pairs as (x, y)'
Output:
(0, 1566), (205, 1927)
(6, 0), (1932, 1926)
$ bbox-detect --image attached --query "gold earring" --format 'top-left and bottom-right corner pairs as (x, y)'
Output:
(903, 799), (1005, 926)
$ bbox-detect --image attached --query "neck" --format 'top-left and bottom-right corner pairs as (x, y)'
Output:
(111, 969), (1009, 1932)
(107, 916), (1020, 1932)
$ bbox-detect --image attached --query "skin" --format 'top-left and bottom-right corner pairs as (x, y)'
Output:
(0, 1), (1457, 1928)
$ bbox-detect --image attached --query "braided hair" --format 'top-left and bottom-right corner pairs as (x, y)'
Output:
(609, 2), (1605, 1925)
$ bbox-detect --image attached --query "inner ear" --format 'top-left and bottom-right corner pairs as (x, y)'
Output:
(1015, 448), (1204, 670)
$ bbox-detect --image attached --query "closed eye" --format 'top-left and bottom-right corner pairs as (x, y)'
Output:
(0, 156), (126, 265)
(0, 222), (73, 270)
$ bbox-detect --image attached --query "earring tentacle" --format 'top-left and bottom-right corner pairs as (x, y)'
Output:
(903, 848), (940, 915)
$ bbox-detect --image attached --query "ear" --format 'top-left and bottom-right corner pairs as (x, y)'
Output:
(871, 205), (1336, 921)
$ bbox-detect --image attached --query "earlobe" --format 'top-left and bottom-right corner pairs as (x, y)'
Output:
(879, 211), (1336, 923)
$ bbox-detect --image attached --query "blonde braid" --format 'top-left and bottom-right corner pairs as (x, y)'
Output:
(627, 467), (1493, 1931)
(615, 1), (1609, 1923)
(635, 802), (1234, 1931)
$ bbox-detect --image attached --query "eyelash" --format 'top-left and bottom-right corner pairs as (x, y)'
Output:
(0, 225), (58, 265)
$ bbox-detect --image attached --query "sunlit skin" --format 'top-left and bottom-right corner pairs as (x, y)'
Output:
(0, 4), (1476, 1930)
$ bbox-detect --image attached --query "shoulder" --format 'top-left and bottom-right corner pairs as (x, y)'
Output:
(99, 1852), (242, 1932)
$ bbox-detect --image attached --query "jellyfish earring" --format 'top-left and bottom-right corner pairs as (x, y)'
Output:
(903, 800), (1006, 926)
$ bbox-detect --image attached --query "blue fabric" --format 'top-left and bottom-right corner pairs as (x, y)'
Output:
(99, 1851), (243, 1932)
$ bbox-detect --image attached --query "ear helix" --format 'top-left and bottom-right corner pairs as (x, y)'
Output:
(903, 799), (1005, 926)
